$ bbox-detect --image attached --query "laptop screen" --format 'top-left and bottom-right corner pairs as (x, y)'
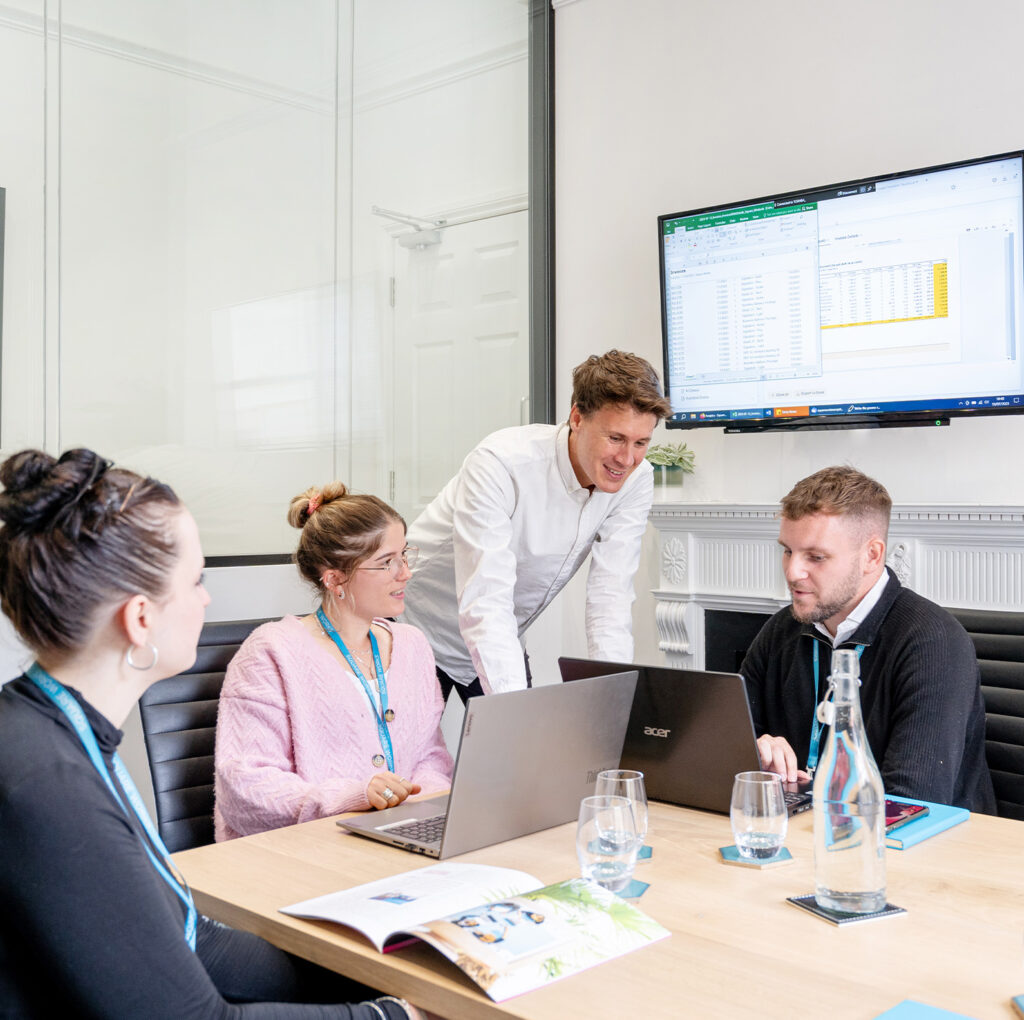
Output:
(558, 658), (762, 814)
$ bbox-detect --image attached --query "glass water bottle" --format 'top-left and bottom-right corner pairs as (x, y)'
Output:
(812, 647), (886, 914)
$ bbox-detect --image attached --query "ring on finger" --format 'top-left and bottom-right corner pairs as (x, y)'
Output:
(382, 786), (394, 800)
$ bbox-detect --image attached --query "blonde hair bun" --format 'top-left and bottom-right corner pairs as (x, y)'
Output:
(287, 481), (350, 529)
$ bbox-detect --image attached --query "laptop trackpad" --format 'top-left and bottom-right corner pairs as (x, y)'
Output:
(367, 793), (449, 830)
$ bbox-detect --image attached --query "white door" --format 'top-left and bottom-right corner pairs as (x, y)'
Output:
(391, 210), (530, 520)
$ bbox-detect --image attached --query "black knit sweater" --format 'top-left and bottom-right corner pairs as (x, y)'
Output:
(741, 569), (996, 813)
(0, 676), (400, 1019)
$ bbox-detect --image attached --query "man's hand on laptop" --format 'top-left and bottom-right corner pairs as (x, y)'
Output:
(756, 734), (811, 784)
(367, 772), (422, 810)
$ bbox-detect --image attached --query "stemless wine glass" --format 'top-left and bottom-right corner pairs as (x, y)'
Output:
(595, 769), (649, 849)
(729, 771), (787, 860)
(576, 795), (639, 892)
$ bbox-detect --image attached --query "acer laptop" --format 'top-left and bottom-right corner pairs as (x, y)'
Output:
(558, 658), (812, 816)
(337, 670), (639, 858)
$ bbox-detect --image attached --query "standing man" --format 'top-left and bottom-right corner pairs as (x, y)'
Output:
(403, 350), (671, 700)
(742, 465), (995, 812)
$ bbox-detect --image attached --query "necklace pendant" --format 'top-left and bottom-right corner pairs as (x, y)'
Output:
(371, 753), (385, 768)
(384, 708), (395, 723)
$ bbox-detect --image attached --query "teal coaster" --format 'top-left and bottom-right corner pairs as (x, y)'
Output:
(617, 878), (650, 899)
(637, 844), (653, 860)
(718, 844), (793, 868)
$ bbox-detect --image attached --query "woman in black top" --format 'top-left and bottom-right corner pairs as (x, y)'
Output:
(0, 448), (422, 1019)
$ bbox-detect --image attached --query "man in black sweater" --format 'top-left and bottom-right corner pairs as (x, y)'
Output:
(741, 466), (995, 813)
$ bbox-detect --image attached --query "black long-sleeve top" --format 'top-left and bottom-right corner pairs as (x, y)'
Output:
(741, 569), (996, 813)
(0, 676), (402, 1019)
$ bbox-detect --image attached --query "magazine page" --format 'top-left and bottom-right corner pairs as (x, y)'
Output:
(407, 877), (671, 1002)
(280, 862), (541, 951)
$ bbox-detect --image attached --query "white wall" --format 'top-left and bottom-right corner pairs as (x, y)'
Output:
(542, 0), (1024, 669)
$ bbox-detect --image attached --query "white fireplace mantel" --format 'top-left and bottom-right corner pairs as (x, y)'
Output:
(648, 498), (1024, 669)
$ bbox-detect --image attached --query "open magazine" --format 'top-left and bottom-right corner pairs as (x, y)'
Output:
(281, 862), (670, 1002)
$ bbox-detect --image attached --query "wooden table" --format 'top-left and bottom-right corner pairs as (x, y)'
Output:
(174, 803), (1024, 1019)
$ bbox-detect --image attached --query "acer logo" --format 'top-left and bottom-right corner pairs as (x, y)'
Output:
(643, 726), (671, 738)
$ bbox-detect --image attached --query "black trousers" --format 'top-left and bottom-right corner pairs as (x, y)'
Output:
(197, 915), (382, 1009)
(436, 653), (533, 704)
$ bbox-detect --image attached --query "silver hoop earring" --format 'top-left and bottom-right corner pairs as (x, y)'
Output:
(126, 642), (159, 671)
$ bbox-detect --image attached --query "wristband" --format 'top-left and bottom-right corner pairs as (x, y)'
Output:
(375, 995), (414, 1019)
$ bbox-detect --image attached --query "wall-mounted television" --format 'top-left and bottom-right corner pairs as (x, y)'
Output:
(658, 151), (1024, 432)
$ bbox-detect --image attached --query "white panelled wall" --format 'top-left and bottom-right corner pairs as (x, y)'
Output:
(646, 501), (1024, 670)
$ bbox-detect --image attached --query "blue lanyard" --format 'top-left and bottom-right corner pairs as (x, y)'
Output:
(807, 641), (865, 774)
(26, 663), (197, 952)
(316, 608), (394, 773)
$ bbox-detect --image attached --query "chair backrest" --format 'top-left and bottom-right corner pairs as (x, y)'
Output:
(139, 617), (271, 852)
(946, 607), (1024, 820)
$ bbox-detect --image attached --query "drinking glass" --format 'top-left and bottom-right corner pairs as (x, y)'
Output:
(729, 771), (787, 860)
(576, 795), (639, 892)
(595, 769), (648, 849)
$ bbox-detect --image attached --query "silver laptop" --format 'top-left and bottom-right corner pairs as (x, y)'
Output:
(337, 670), (639, 859)
(558, 658), (812, 816)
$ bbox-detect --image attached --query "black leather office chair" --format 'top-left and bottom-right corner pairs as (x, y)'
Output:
(946, 608), (1024, 820)
(139, 617), (271, 853)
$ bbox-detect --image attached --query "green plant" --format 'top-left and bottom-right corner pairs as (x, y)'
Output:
(645, 441), (695, 473)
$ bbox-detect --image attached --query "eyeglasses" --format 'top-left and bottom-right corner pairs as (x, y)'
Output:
(358, 546), (419, 579)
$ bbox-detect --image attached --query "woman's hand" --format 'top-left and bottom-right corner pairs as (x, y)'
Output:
(366, 772), (422, 810)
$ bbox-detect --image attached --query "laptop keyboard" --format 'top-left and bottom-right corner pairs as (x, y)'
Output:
(785, 790), (813, 814)
(384, 814), (446, 845)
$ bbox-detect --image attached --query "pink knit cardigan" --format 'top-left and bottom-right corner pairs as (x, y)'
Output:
(214, 615), (454, 840)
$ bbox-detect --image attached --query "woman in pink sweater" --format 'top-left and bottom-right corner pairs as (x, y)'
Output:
(214, 483), (453, 840)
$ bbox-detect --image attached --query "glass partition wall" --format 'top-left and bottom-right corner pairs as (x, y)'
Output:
(0, 0), (534, 554)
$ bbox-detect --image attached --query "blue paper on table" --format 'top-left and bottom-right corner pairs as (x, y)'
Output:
(885, 796), (969, 850)
(1012, 993), (1024, 1019)
(637, 844), (652, 860)
(873, 999), (978, 1019)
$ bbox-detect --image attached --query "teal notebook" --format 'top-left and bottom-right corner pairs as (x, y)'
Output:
(885, 796), (969, 850)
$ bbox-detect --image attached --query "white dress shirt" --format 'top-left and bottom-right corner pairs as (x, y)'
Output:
(814, 568), (890, 646)
(403, 422), (654, 694)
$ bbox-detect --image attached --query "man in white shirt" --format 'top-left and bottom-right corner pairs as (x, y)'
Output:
(403, 350), (672, 700)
